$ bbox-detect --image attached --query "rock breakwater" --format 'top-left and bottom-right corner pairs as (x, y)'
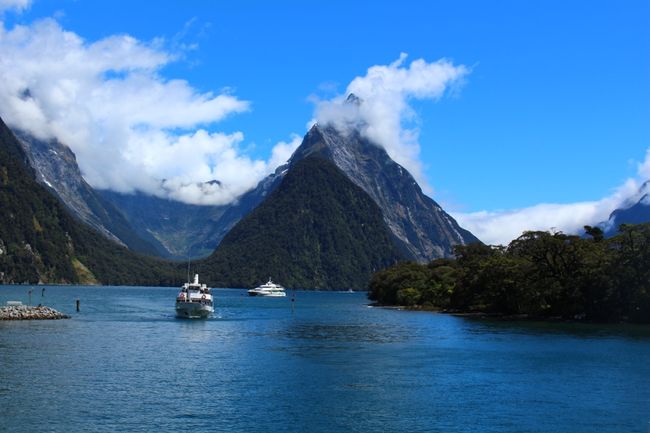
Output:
(0, 305), (70, 320)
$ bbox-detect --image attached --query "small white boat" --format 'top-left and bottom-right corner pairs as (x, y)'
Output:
(248, 278), (286, 297)
(175, 274), (214, 319)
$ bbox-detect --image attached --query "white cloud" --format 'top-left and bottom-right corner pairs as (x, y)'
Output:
(638, 148), (650, 180)
(453, 179), (643, 245)
(314, 53), (469, 191)
(0, 18), (296, 205)
(268, 134), (302, 171)
(0, 0), (31, 13)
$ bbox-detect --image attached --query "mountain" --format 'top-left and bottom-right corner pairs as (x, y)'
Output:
(601, 181), (650, 237)
(100, 107), (479, 263)
(201, 156), (406, 289)
(223, 121), (480, 262)
(0, 117), (179, 285)
(14, 131), (160, 256)
(290, 124), (479, 260)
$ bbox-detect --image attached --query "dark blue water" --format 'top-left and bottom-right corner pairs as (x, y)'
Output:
(0, 285), (649, 433)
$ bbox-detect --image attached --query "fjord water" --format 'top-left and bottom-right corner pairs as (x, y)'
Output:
(1, 286), (648, 433)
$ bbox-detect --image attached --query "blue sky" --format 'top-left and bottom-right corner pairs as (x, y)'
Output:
(1, 0), (649, 243)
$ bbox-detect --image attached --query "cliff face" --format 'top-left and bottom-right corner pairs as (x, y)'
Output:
(0, 117), (177, 285)
(15, 131), (160, 256)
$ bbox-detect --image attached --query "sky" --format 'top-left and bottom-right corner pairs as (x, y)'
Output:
(0, 0), (648, 244)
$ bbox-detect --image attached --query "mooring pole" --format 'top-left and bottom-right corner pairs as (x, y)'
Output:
(76, 299), (80, 312)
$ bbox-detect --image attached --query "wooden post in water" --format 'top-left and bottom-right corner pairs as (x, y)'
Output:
(28, 289), (32, 306)
(76, 299), (80, 312)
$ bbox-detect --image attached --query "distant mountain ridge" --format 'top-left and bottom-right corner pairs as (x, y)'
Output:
(98, 166), (287, 259)
(98, 190), (227, 259)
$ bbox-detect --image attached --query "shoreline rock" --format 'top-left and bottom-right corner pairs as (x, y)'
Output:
(0, 305), (70, 320)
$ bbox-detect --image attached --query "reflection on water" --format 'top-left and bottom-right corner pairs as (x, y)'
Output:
(0, 285), (648, 433)
(283, 323), (410, 344)
(463, 316), (650, 340)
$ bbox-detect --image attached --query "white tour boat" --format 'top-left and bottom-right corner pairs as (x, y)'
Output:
(175, 274), (214, 318)
(247, 278), (286, 297)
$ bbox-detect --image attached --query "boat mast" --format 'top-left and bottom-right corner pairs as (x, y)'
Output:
(186, 250), (191, 284)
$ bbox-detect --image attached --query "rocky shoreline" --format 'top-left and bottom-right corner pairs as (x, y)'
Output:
(0, 305), (70, 320)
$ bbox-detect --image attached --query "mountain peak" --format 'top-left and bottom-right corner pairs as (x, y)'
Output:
(345, 93), (362, 106)
(640, 180), (650, 194)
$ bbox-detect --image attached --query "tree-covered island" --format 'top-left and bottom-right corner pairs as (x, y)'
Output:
(368, 223), (650, 323)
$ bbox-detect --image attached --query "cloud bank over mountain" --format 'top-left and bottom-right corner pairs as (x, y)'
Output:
(314, 53), (469, 192)
(0, 18), (298, 205)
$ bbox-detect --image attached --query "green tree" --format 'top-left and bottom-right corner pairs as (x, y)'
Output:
(368, 224), (650, 323)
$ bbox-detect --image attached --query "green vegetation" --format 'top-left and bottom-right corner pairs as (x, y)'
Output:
(369, 225), (650, 323)
(201, 156), (406, 289)
(0, 118), (181, 286)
